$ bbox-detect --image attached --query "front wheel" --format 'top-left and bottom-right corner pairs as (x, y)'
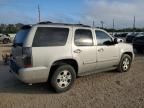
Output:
(117, 54), (132, 72)
(50, 64), (76, 93)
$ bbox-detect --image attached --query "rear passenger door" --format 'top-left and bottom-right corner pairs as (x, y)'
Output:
(72, 28), (96, 64)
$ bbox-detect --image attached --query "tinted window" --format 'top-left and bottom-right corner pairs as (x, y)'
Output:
(14, 29), (30, 46)
(33, 27), (69, 47)
(74, 29), (93, 46)
(95, 30), (112, 45)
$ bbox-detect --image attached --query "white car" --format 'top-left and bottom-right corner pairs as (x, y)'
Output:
(0, 34), (11, 44)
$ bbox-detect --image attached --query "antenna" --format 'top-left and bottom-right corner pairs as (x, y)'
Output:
(38, 4), (41, 22)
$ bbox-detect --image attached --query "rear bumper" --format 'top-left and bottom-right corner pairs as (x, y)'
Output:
(10, 60), (50, 83)
(12, 67), (49, 83)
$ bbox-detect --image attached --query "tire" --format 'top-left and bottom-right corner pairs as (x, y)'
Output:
(50, 64), (76, 93)
(117, 54), (132, 72)
(3, 39), (8, 44)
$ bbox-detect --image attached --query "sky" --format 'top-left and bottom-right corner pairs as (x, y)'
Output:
(0, 0), (143, 28)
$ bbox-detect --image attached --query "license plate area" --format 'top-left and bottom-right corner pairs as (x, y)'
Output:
(10, 58), (20, 74)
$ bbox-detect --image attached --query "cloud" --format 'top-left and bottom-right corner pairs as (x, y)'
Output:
(80, 0), (144, 28)
(0, 0), (144, 28)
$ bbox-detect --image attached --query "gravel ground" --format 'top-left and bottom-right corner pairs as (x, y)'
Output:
(0, 45), (144, 108)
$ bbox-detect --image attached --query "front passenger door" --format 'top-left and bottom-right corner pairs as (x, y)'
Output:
(95, 30), (119, 68)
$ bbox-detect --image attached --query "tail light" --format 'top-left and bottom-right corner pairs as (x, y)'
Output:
(22, 47), (32, 68)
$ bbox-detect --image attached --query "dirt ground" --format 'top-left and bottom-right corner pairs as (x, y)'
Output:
(0, 44), (144, 108)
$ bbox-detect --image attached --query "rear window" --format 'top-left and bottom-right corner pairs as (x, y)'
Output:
(14, 26), (31, 46)
(33, 27), (69, 47)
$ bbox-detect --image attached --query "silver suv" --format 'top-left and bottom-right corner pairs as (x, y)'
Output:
(10, 22), (134, 93)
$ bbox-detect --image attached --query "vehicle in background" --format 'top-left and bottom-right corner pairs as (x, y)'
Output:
(0, 34), (11, 44)
(125, 32), (143, 43)
(114, 33), (128, 42)
(136, 32), (144, 37)
(114, 33), (128, 38)
(133, 35), (144, 53)
(10, 22), (134, 93)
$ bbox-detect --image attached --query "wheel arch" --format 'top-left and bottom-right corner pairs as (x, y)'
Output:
(118, 51), (133, 72)
(48, 59), (79, 81)
(122, 52), (133, 59)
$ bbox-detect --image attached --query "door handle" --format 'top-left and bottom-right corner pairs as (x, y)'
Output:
(74, 49), (82, 53)
(98, 48), (104, 52)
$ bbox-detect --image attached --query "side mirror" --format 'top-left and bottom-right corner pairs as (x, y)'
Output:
(103, 40), (113, 45)
(114, 38), (123, 44)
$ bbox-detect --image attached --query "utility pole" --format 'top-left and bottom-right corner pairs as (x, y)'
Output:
(133, 16), (135, 33)
(38, 4), (41, 23)
(112, 19), (115, 36)
(92, 20), (95, 28)
(78, 21), (81, 24)
(100, 21), (104, 29)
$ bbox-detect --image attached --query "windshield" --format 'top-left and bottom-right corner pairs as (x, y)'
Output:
(14, 29), (30, 46)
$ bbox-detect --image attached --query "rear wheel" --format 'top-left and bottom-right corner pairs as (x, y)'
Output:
(117, 54), (132, 72)
(50, 64), (76, 93)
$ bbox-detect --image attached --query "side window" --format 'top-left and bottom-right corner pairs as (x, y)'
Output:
(33, 27), (69, 47)
(74, 29), (93, 46)
(95, 30), (113, 45)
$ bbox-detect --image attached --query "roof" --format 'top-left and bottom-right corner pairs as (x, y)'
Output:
(37, 21), (91, 28)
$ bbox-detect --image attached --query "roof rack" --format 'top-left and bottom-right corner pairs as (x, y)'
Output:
(72, 24), (90, 27)
(21, 25), (31, 29)
(38, 21), (91, 27)
(38, 21), (52, 24)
